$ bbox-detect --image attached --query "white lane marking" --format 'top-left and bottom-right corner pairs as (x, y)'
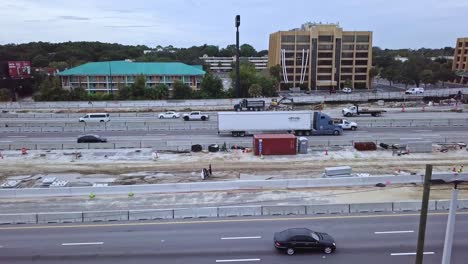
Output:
(391, 252), (434, 256)
(145, 134), (167, 136)
(7, 136), (27, 138)
(0, 141), (12, 143)
(374, 230), (414, 234)
(221, 236), (262, 240)
(216, 259), (260, 263)
(413, 130), (433, 132)
(61, 242), (104, 246)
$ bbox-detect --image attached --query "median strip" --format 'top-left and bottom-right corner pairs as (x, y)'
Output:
(61, 242), (104, 246)
(216, 259), (260, 262)
(390, 252), (434, 256)
(221, 236), (262, 240)
(374, 230), (414, 234)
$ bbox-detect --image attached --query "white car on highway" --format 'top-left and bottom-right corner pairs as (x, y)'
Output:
(342, 87), (352, 93)
(183, 111), (209, 121)
(158, 111), (181, 119)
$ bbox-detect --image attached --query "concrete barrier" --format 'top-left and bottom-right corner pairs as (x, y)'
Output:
(349, 202), (393, 213)
(63, 143), (89, 149)
(393, 200), (436, 212)
(141, 140), (166, 148)
(0, 213), (37, 224)
(115, 142), (141, 149)
(173, 207), (218, 219)
(10, 144), (37, 150)
(0, 127), (20, 132)
(129, 209), (174, 220)
(218, 206), (262, 217)
(307, 204), (350, 214)
(64, 127), (85, 132)
(262, 205), (306, 216)
(88, 143), (115, 149)
(42, 127), (63, 133)
(37, 212), (83, 223)
(36, 143), (63, 150)
(85, 127), (107, 132)
(105, 126), (127, 131)
(436, 199), (468, 210)
(83, 210), (129, 222)
(20, 127), (42, 133)
(127, 126), (148, 131)
(0, 144), (10, 150)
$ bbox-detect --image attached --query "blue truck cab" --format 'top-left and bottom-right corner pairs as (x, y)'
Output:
(313, 112), (343, 135)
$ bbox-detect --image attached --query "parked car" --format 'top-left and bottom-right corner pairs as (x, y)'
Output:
(405, 87), (424, 94)
(342, 87), (352, 93)
(158, 111), (180, 119)
(274, 228), (336, 255)
(183, 111), (209, 121)
(77, 134), (107, 143)
(79, 113), (110, 123)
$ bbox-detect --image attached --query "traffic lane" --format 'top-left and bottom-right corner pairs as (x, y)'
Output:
(1, 213), (468, 262)
(0, 126), (467, 142)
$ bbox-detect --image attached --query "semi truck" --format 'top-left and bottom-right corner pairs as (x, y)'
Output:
(234, 99), (266, 111)
(218, 111), (343, 137)
(341, 104), (386, 117)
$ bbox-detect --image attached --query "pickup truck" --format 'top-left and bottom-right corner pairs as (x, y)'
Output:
(342, 104), (386, 117)
(333, 119), (357, 130)
(183, 111), (209, 121)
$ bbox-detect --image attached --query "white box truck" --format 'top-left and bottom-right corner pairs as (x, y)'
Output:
(218, 111), (342, 137)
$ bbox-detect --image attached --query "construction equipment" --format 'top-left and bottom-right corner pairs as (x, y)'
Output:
(269, 96), (294, 111)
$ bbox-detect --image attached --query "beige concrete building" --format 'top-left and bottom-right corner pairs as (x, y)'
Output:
(269, 23), (373, 91)
(453, 38), (468, 84)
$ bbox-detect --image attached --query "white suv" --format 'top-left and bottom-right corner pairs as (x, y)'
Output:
(405, 87), (424, 94)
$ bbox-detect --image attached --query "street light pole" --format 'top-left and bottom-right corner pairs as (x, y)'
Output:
(235, 15), (240, 98)
(441, 183), (459, 264)
(415, 164), (432, 264)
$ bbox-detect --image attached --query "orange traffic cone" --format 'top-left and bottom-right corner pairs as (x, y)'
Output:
(325, 147), (328, 156)
(21, 147), (27, 155)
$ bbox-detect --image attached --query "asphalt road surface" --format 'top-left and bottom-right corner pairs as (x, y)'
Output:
(0, 127), (466, 144)
(1, 212), (467, 264)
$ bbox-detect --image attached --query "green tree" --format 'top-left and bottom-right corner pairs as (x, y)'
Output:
(130, 75), (147, 99)
(240, 44), (257, 57)
(154, 84), (169, 99)
(369, 67), (380, 89)
(34, 77), (69, 101)
(200, 73), (224, 98)
(32, 54), (49, 67)
(117, 85), (131, 100)
(344, 79), (353, 88)
(172, 80), (192, 99)
(0, 88), (11, 101)
(257, 74), (278, 97)
(248, 84), (262, 97)
(380, 61), (402, 86)
(420, 69), (434, 88)
(69, 87), (87, 101)
(230, 63), (257, 98)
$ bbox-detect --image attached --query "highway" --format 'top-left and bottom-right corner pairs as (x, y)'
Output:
(0, 127), (467, 144)
(0, 212), (467, 263)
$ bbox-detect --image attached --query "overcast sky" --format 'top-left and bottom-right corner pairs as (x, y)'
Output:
(1, 0), (467, 50)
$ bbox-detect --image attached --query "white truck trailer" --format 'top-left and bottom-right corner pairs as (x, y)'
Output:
(218, 111), (342, 137)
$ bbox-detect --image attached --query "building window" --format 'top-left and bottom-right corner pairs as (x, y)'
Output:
(318, 36), (333, 42)
(341, 68), (353, 73)
(318, 60), (333, 66)
(355, 67), (368, 73)
(318, 44), (333, 50)
(284, 52), (294, 59)
(281, 35), (295, 42)
(355, 82), (366, 89)
(343, 35), (355, 43)
(343, 44), (354, 50)
(355, 75), (367, 80)
(281, 44), (295, 50)
(356, 52), (368, 58)
(459, 42), (463, 47)
(465, 50), (468, 54)
(356, 35), (370, 42)
(317, 75), (332, 80)
(296, 44), (310, 50)
(355, 60), (368, 66)
(342, 52), (354, 58)
(318, 68), (332, 73)
(356, 45), (369, 50)
(318, 52), (333, 58)
(342, 60), (353, 66)
(296, 35), (309, 42)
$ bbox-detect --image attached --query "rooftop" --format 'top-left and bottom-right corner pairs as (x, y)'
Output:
(58, 61), (205, 76)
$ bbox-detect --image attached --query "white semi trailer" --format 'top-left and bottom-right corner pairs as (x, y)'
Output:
(218, 111), (342, 137)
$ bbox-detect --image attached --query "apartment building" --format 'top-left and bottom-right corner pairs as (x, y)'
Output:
(268, 23), (373, 90)
(58, 61), (205, 93)
(199, 55), (268, 72)
(453, 38), (468, 84)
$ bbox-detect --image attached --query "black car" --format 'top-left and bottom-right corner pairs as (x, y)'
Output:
(77, 134), (107, 143)
(274, 228), (336, 255)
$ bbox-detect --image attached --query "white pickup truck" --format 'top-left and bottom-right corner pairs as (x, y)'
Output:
(183, 111), (209, 121)
(333, 119), (358, 130)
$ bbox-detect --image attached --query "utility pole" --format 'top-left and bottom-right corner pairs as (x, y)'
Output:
(415, 164), (432, 264)
(441, 182), (459, 264)
(235, 15), (240, 98)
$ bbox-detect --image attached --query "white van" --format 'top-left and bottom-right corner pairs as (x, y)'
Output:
(405, 87), (424, 94)
(79, 113), (110, 123)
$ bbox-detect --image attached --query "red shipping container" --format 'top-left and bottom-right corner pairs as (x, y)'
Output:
(253, 134), (297, 156)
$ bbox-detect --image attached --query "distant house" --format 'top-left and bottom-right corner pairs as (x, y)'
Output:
(58, 61), (205, 94)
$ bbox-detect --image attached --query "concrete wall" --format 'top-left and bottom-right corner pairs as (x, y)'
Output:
(1, 199), (466, 225)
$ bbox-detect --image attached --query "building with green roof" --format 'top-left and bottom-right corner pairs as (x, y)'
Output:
(58, 60), (206, 93)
